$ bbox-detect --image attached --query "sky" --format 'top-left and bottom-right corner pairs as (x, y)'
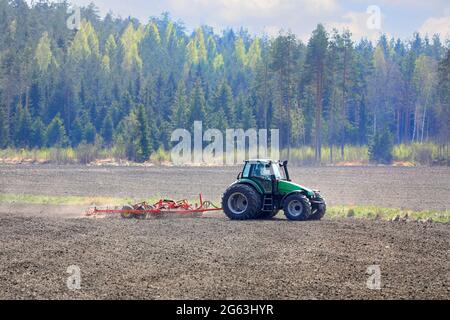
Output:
(63, 0), (450, 41)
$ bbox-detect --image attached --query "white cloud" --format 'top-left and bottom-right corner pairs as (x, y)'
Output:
(165, 0), (340, 40)
(58, 0), (450, 41)
(419, 7), (450, 39)
(327, 10), (388, 42)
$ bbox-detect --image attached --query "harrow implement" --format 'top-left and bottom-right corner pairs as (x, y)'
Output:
(85, 194), (222, 219)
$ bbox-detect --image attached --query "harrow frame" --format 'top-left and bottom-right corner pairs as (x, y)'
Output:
(86, 194), (222, 218)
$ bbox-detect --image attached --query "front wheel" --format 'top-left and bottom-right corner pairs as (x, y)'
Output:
(283, 194), (312, 221)
(309, 203), (326, 221)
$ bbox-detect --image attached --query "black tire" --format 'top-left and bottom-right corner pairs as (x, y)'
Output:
(121, 205), (135, 219)
(222, 184), (262, 220)
(309, 202), (327, 221)
(258, 210), (280, 220)
(283, 194), (312, 221)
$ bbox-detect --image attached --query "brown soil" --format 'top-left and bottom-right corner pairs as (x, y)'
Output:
(1, 165), (449, 211)
(0, 165), (449, 300)
(0, 213), (448, 300)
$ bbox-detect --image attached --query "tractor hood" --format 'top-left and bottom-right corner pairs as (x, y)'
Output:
(278, 180), (315, 197)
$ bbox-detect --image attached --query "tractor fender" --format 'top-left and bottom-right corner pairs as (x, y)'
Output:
(281, 190), (309, 208)
(232, 179), (264, 194)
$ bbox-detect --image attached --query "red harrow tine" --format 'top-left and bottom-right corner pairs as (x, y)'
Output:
(85, 194), (222, 218)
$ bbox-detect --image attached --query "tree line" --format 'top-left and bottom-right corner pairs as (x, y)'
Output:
(0, 0), (449, 163)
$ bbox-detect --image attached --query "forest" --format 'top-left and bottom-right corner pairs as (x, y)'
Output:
(0, 0), (449, 164)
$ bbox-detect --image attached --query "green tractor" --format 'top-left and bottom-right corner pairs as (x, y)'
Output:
(222, 160), (326, 221)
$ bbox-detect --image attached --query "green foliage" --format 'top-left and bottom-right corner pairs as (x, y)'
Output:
(327, 205), (450, 224)
(150, 146), (171, 164)
(0, 1), (447, 166)
(69, 21), (99, 60)
(31, 117), (46, 148)
(212, 54), (224, 70)
(172, 82), (189, 128)
(35, 32), (52, 72)
(235, 37), (247, 65)
(46, 115), (67, 147)
(189, 81), (207, 124)
(120, 23), (143, 71)
(70, 118), (84, 147)
(136, 104), (151, 162)
(115, 112), (139, 161)
(369, 130), (394, 164)
(247, 38), (262, 69)
(0, 105), (8, 148)
(76, 141), (99, 164)
(13, 103), (32, 148)
(102, 113), (114, 147)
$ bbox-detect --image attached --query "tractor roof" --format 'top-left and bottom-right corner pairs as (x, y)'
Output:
(246, 159), (277, 164)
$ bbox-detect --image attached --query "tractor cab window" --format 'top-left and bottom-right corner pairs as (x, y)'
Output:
(242, 163), (251, 178)
(250, 163), (272, 179)
(271, 164), (283, 180)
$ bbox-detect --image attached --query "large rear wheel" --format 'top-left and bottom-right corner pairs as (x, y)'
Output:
(222, 184), (262, 220)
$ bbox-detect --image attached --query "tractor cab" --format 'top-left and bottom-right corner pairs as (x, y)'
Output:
(238, 160), (296, 195)
(240, 160), (288, 181)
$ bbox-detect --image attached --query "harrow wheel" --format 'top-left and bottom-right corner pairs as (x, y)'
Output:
(134, 204), (148, 220)
(121, 205), (135, 219)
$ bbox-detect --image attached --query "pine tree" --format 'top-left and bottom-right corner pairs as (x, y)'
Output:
(305, 24), (328, 163)
(247, 38), (261, 69)
(189, 80), (207, 124)
(437, 49), (450, 149)
(84, 122), (96, 144)
(120, 23), (144, 71)
(172, 81), (189, 128)
(214, 81), (235, 126)
(14, 103), (32, 148)
(270, 32), (299, 159)
(235, 37), (247, 66)
(102, 113), (114, 147)
(35, 32), (53, 72)
(241, 102), (256, 130)
(0, 105), (9, 148)
(235, 93), (256, 129)
(47, 115), (67, 147)
(136, 104), (151, 162)
(70, 117), (84, 147)
(31, 117), (46, 148)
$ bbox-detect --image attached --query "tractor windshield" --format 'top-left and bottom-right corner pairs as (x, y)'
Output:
(251, 163), (272, 178)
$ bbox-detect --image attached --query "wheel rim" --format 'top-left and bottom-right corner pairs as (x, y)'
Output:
(228, 192), (249, 215)
(287, 200), (304, 217)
